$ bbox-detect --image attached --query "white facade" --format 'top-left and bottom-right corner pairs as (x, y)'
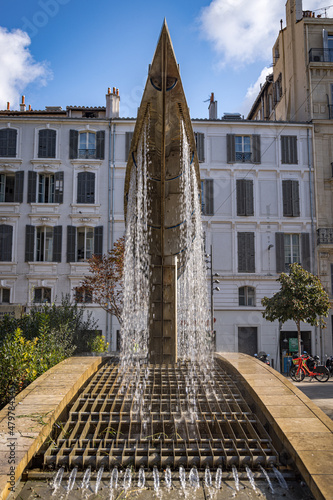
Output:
(0, 93), (317, 371)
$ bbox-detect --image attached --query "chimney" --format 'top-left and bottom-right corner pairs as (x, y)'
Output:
(20, 95), (26, 112)
(208, 92), (217, 120)
(106, 87), (120, 118)
(7, 102), (10, 111)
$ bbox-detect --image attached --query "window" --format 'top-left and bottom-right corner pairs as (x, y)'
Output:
(77, 172), (95, 203)
(275, 232), (310, 272)
(25, 225), (62, 262)
(69, 130), (105, 159)
(281, 136), (298, 164)
(236, 179), (253, 216)
(36, 227), (54, 262)
(125, 131), (134, 161)
(284, 234), (300, 271)
(238, 232), (255, 273)
(77, 227), (94, 260)
(75, 289), (93, 303)
(282, 180), (300, 216)
(201, 179), (214, 215)
(79, 132), (96, 159)
(274, 73), (283, 104)
(34, 287), (51, 303)
(227, 134), (261, 164)
(239, 286), (256, 306)
(0, 129), (17, 157)
(28, 171), (63, 203)
(38, 129), (56, 158)
(195, 132), (205, 162)
(235, 136), (251, 162)
(0, 172), (24, 203)
(38, 174), (55, 203)
(66, 225), (103, 262)
(0, 225), (13, 261)
(0, 288), (10, 303)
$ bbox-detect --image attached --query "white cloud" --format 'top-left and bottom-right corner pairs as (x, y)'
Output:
(199, 0), (327, 68)
(0, 27), (51, 110)
(241, 66), (272, 116)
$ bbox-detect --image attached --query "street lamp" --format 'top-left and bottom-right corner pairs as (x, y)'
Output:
(206, 244), (221, 337)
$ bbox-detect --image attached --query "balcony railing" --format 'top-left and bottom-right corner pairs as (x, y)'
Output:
(309, 48), (333, 63)
(317, 228), (333, 245)
(78, 148), (96, 159)
(235, 152), (252, 163)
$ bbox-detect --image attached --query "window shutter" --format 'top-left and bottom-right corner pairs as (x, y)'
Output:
(236, 179), (245, 216)
(238, 232), (255, 272)
(204, 179), (214, 215)
(0, 129), (17, 157)
(281, 136), (297, 164)
(69, 130), (78, 159)
(237, 179), (253, 216)
(0, 225), (13, 262)
(247, 232), (255, 272)
(38, 129), (56, 158)
(281, 136), (287, 164)
(275, 232), (285, 273)
(54, 171), (64, 203)
(77, 172), (95, 203)
(53, 226), (62, 262)
(282, 180), (292, 216)
(27, 171), (37, 203)
(94, 226), (103, 257)
(67, 226), (76, 262)
(292, 180), (300, 216)
(96, 130), (105, 159)
(301, 233), (311, 271)
(195, 132), (205, 162)
(227, 134), (235, 163)
(25, 225), (35, 262)
(252, 135), (261, 164)
(125, 132), (134, 161)
(14, 171), (24, 203)
(245, 180), (254, 215)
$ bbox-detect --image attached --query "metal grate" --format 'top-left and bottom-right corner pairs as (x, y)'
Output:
(42, 359), (278, 470)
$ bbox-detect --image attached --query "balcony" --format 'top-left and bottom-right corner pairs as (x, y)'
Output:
(309, 48), (333, 63)
(235, 152), (252, 163)
(78, 149), (96, 159)
(317, 228), (333, 245)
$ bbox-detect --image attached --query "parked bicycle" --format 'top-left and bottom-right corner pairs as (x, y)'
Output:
(289, 352), (329, 382)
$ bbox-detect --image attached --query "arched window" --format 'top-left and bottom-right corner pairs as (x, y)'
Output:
(239, 286), (256, 306)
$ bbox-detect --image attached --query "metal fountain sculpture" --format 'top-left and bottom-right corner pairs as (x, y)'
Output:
(124, 20), (202, 364)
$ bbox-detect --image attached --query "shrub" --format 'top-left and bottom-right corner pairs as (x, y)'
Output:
(88, 334), (109, 354)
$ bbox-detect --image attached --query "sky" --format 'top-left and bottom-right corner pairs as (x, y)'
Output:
(0, 0), (328, 119)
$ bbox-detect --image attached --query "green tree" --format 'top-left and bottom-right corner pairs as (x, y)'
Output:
(262, 263), (330, 355)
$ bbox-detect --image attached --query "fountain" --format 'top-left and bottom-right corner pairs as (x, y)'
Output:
(7, 21), (320, 500)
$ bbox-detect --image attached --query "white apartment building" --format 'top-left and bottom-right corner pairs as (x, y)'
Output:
(0, 91), (316, 371)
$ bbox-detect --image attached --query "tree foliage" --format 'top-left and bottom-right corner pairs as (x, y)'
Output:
(75, 237), (125, 324)
(261, 263), (330, 354)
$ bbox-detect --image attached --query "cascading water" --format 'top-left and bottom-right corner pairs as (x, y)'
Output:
(120, 120), (151, 368)
(177, 121), (212, 363)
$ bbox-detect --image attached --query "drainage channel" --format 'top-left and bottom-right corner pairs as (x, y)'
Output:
(16, 358), (315, 499)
